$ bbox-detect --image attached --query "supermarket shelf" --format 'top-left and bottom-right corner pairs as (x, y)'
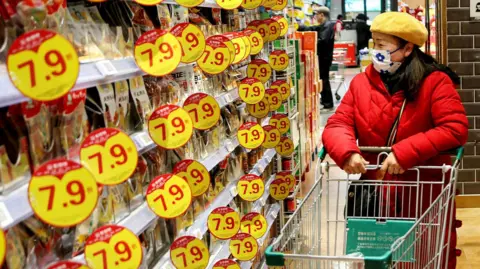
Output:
(162, 0), (220, 8)
(206, 241), (231, 269)
(0, 181), (29, 229)
(252, 174), (276, 212)
(288, 184), (300, 199)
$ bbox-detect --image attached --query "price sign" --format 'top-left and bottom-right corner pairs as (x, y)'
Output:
(271, 80), (291, 101)
(247, 20), (269, 43)
(209, 35), (235, 64)
(170, 236), (209, 269)
(247, 59), (272, 83)
(47, 261), (90, 269)
(213, 259), (241, 269)
(174, 0), (205, 7)
(146, 174), (192, 219)
(7, 29), (79, 102)
(276, 171), (296, 190)
(134, 0), (163, 5)
(238, 78), (265, 104)
(271, 0), (287, 10)
(223, 32), (246, 64)
(262, 125), (281, 149)
(269, 50), (289, 71)
(269, 114), (290, 134)
(215, 0), (242, 10)
(80, 128), (138, 185)
(135, 29), (182, 76)
(197, 37), (232, 75)
(247, 97), (269, 118)
(207, 207), (241, 239)
(183, 93), (220, 130)
(237, 174), (265, 201)
(243, 29), (263, 55)
(28, 159), (99, 228)
(148, 104), (194, 149)
(229, 233), (258, 261)
(240, 34), (252, 61)
(262, 0), (276, 8)
(171, 23), (206, 63)
(0, 229), (4, 267)
(276, 137), (294, 157)
(240, 212), (267, 239)
(269, 179), (289, 200)
(264, 19), (281, 41)
(272, 16), (289, 37)
(241, 0), (262, 9)
(237, 122), (266, 149)
(173, 160), (210, 197)
(265, 89), (282, 112)
(85, 225), (143, 269)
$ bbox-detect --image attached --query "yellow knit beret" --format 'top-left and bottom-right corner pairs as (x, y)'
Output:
(371, 12), (428, 47)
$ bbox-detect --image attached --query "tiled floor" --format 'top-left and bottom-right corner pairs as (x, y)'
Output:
(456, 208), (480, 269)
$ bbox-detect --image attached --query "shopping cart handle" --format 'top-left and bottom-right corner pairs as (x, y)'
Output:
(319, 147), (327, 161)
(265, 245), (285, 266)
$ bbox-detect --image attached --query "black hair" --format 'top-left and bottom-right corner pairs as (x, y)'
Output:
(337, 14), (344, 20)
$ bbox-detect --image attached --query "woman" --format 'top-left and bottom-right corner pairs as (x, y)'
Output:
(322, 12), (468, 268)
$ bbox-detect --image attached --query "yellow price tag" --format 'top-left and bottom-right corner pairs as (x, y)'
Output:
(264, 19), (281, 41)
(262, 0), (276, 8)
(0, 229), (4, 267)
(85, 225), (143, 269)
(148, 104), (194, 149)
(170, 236), (209, 269)
(269, 179), (289, 200)
(247, 20), (269, 42)
(237, 122), (266, 149)
(247, 59), (272, 83)
(276, 137), (294, 157)
(215, 0), (242, 9)
(240, 35), (252, 61)
(269, 114), (290, 135)
(243, 29), (264, 55)
(209, 35), (235, 64)
(271, 0), (287, 10)
(262, 125), (281, 149)
(238, 78), (265, 104)
(269, 50), (289, 71)
(272, 15), (289, 37)
(197, 38), (232, 75)
(213, 259), (241, 269)
(207, 207), (241, 239)
(183, 93), (221, 130)
(80, 128), (138, 186)
(223, 32), (246, 64)
(146, 174), (193, 219)
(229, 233), (258, 261)
(174, 0), (205, 7)
(47, 261), (90, 269)
(7, 29), (79, 102)
(276, 171), (296, 190)
(28, 160), (99, 228)
(240, 212), (268, 239)
(135, 29), (182, 76)
(237, 174), (265, 201)
(173, 160), (210, 197)
(271, 79), (291, 101)
(134, 0), (163, 5)
(241, 0), (262, 9)
(247, 97), (270, 119)
(265, 89), (282, 112)
(171, 23), (206, 63)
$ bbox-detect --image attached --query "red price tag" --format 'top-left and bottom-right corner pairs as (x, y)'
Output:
(272, 0), (287, 10)
(148, 104), (194, 149)
(7, 29), (79, 102)
(85, 225), (143, 269)
(216, 0), (242, 9)
(171, 23), (206, 63)
(170, 236), (209, 269)
(276, 137), (294, 157)
(269, 50), (289, 71)
(247, 20), (269, 43)
(146, 174), (193, 219)
(242, 29), (264, 55)
(47, 261), (90, 269)
(80, 128), (138, 186)
(229, 233), (258, 261)
(269, 179), (289, 200)
(247, 97), (270, 119)
(135, 29), (182, 76)
(265, 89), (282, 112)
(241, 0), (262, 9)
(237, 174), (265, 201)
(238, 78), (265, 104)
(240, 212), (268, 239)
(174, 0), (205, 7)
(213, 259), (241, 269)
(183, 93), (221, 130)
(223, 32), (246, 64)
(134, 0), (163, 4)
(207, 207), (241, 239)
(264, 19), (281, 41)
(197, 37), (232, 75)
(271, 79), (291, 101)
(237, 122), (266, 149)
(209, 35), (236, 64)
(262, 125), (281, 149)
(269, 114), (290, 134)
(0, 229), (4, 268)
(272, 15), (289, 37)
(173, 160), (210, 197)
(276, 171), (296, 190)
(247, 59), (272, 83)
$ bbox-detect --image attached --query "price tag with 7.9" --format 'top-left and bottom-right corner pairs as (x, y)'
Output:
(148, 104), (194, 149)
(247, 20), (269, 44)
(272, 16), (289, 37)
(247, 97), (270, 119)
(173, 160), (210, 197)
(209, 35), (235, 64)
(247, 59), (272, 84)
(215, 0), (242, 9)
(207, 207), (241, 239)
(7, 29), (79, 102)
(265, 89), (282, 112)
(271, 79), (291, 101)
(47, 261), (90, 269)
(0, 229), (4, 268)
(271, 0), (287, 11)
(197, 37), (231, 75)
(264, 19), (281, 42)
(173, 0), (205, 8)
(170, 23), (206, 63)
(238, 77), (265, 104)
(28, 159), (99, 228)
(213, 259), (241, 269)
(243, 29), (263, 55)
(269, 179), (290, 200)
(261, 0), (276, 8)
(85, 225), (143, 269)
(276, 137), (295, 157)
(262, 125), (281, 149)
(241, 0), (262, 9)
(240, 212), (268, 239)
(269, 50), (289, 71)
(80, 128), (138, 186)
(269, 114), (290, 135)
(134, 0), (163, 5)
(237, 174), (265, 201)
(170, 236), (209, 269)
(183, 93), (221, 130)
(229, 233), (258, 261)
(237, 122), (266, 149)
(146, 174), (192, 219)
(276, 171), (296, 190)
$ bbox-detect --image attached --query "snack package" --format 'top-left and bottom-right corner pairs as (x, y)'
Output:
(171, 5), (188, 24)
(129, 76), (152, 131)
(96, 83), (118, 128)
(156, 4), (172, 30)
(114, 80), (131, 132)
(5, 226), (26, 269)
(64, 21), (105, 63)
(110, 183), (130, 223)
(59, 89), (89, 159)
(127, 155), (148, 210)
(16, 0), (66, 31)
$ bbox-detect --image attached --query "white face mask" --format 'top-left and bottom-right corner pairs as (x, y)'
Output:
(371, 49), (402, 75)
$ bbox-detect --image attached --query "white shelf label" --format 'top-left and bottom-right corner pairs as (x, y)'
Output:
(95, 60), (118, 77)
(224, 93), (234, 103)
(230, 186), (238, 197)
(0, 202), (13, 228)
(225, 139), (236, 152)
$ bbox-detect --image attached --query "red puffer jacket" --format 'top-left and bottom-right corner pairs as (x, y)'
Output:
(322, 65), (468, 268)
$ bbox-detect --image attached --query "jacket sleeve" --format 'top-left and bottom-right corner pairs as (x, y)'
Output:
(392, 75), (469, 169)
(322, 83), (361, 167)
(297, 25), (322, 32)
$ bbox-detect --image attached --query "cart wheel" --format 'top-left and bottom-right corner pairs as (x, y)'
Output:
(335, 93), (341, 101)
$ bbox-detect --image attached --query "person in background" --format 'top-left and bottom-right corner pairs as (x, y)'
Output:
(335, 14), (344, 41)
(355, 13), (371, 54)
(298, 6), (335, 110)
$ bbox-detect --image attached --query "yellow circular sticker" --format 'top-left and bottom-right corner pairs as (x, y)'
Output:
(237, 174), (265, 202)
(223, 32), (246, 64)
(264, 19), (281, 41)
(269, 114), (290, 134)
(265, 89), (282, 112)
(213, 259), (241, 269)
(243, 29), (264, 55)
(183, 93), (221, 130)
(0, 229), (4, 267)
(262, 0), (276, 8)
(173, 160), (210, 197)
(197, 37), (232, 75)
(146, 174), (193, 219)
(148, 104), (194, 149)
(175, 0), (205, 7)
(47, 261), (90, 269)
(28, 160), (99, 228)
(272, 16), (289, 37)
(276, 137), (295, 157)
(85, 225), (143, 269)
(7, 29), (79, 102)
(269, 179), (289, 200)
(240, 35), (252, 61)
(262, 125), (281, 149)
(241, 0), (262, 9)
(237, 122), (266, 149)
(135, 29), (182, 76)
(216, 0), (242, 9)
(207, 207), (241, 239)
(209, 35), (235, 64)
(238, 78), (265, 104)
(229, 233), (258, 261)
(247, 20), (269, 42)
(271, 0), (287, 10)
(271, 80), (291, 101)
(171, 23), (206, 63)
(170, 236), (209, 269)
(247, 97), (270, 119)
(269, 50), (289, 71)
(276, 171), (296, 190)
(80, 128), (138, 186)
(240, 212), (268, 239)
(247, 59), (272, 83)
(134, 0), (163, 5)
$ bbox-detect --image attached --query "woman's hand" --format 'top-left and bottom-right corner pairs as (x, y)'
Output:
(343, 153), (369, 174)
(377, 153), (405, 179)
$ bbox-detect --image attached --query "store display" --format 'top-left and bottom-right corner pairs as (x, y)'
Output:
(237, 174), (265, 202)
(207, 207), (241, 239)
(229, 233), (258, 261)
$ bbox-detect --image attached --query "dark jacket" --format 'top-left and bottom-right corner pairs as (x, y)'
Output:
(298, 21), (335, 68)
(355, 19), (371, 53)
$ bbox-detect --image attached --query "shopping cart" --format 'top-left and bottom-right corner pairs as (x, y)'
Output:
(330, 49), (348, 102)
(265, 146), (463, 269)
